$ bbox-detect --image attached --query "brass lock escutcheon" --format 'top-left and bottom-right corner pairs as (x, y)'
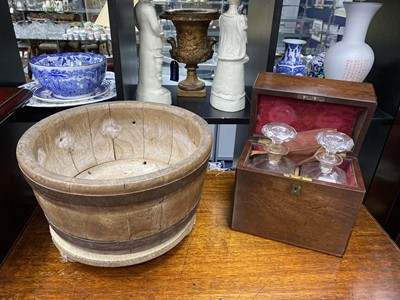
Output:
(298, 95), (326, 102)
(291, 183), (302, 196)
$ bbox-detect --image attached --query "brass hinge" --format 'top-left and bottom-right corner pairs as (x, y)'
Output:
(284, 174), (312, 182)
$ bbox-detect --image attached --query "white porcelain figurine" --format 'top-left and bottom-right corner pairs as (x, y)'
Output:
(134, 0), (171, 104)
(210, 0), (248, 112)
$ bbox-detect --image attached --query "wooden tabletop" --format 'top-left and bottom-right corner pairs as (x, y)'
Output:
(1, 171), (400, 299)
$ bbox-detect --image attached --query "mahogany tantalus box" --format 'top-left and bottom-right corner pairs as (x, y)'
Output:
(232, 72), (377, 256)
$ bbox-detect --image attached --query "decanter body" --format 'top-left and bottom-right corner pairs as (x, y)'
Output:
(251, 123), (297, 174)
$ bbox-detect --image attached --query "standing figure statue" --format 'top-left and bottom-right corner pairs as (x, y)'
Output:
(210, 0), (248, 112)
(135, 0), (171, 104)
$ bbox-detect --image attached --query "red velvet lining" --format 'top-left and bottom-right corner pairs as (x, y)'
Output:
(255, 95), (365, 137)
(341, 159), (356, 187)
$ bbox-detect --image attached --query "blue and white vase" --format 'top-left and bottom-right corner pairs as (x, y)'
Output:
(276, 39), (306, 76)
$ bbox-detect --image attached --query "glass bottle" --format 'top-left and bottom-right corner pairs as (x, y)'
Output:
(300, 130), (354, 184)
(251, 122), (297, 174)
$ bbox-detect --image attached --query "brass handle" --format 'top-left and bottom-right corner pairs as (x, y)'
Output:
(291, 184), (302, 196)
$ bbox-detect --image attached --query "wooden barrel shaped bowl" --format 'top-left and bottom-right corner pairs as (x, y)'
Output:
(16, 101), (212, 267)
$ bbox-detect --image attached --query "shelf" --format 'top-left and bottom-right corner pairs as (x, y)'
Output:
(12, 86), (250, 126)
(15, 8), (102, 14)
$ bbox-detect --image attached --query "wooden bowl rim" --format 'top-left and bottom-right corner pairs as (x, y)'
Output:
(17, 101), (212, 195)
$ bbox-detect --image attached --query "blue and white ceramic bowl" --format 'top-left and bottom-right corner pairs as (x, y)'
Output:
(30, 52), (107, 99)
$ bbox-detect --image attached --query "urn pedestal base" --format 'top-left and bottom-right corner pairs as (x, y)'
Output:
(177, 65), (206, 97)
(177, 87), (206, 98)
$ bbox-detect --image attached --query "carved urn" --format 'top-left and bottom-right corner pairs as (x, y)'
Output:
(160, 9), (219, 97)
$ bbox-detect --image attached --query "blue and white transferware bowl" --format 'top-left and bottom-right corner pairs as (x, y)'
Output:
(29, 52), (107, 99)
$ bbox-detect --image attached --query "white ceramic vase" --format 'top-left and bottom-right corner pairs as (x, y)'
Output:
(324, 2), (382, 82)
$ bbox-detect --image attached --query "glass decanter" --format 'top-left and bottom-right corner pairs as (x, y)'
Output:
(300, 130), (354, 184)
(251, 122), (297, 174)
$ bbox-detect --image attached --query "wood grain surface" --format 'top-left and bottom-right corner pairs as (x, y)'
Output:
(0, 88), (32, 124)
(1, 171), (400, 299)
(15, 101), (212, 266)
(233, 140), (367, 257)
